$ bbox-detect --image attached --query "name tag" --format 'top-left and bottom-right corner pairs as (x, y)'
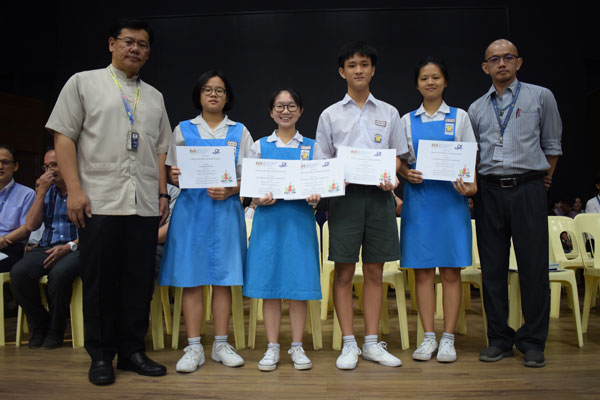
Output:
(493, 143), (503, 161)
(300, 145), (312, 150)
(227, 141), (238, 147)
(375, 120), (387, 127)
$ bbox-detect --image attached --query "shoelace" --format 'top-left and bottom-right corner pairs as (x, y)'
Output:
(417, 338), (436, 353)
(342, 344), (362, 356)
(438, 340), (454, 353)
(262, 348), (279, 361)
(288, 347), (305, 357)
(217, 343), (236, 354)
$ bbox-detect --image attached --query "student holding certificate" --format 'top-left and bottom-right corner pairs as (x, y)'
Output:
(243, 88), (321, 372)
(399, 57), (477, 363)
(158, 70), (253, 373)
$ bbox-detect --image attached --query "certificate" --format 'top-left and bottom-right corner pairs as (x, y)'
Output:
(415, 140), (477, 183)
(176, 146), (237, 188)
(240, 158), (345, 200)
(337, 146), (396, 186)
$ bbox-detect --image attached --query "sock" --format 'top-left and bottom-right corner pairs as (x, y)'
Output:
(267, 342), (280, 349)
(214, 335), (228, 344)
(424, 332), (436, 341)
(290, 342), (302, 348)
(442, 332), (455, 343)
(342, 335), (357, 347)
(188, 336), (201, 347)
(364, 334), (378, 347)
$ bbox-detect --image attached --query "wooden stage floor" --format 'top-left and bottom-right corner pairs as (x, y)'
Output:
(1, 289), (599, 399)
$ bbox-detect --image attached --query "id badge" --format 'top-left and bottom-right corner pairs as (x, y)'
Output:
(127, 131), (139, 151)
(492, 143), (503, 162)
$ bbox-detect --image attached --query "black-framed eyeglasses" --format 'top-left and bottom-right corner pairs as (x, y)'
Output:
(272, 103), (299, 113)
(201, 86), (226, 97)
(116, 37), (150, 51)
(0, 159), (15, 167)
(485, 53), (519, 64)
(42, 161), (58, 171)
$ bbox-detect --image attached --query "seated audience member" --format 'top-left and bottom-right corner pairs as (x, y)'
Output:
(571, 197), (583, 216)
(155, 183), (180, 274)
(553, 199), (574, 218)
(0, 144), (35, 272)
(468, 197), (475, 219)
(10, 148), (80, 349)
(585, 177), (600, 214)
(560, 231), (573, 253)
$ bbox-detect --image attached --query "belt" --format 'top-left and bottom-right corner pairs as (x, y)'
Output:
(480, 171), (546, 188)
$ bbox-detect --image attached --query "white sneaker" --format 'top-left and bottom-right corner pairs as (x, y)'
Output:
(362, 341), (402, 367)
(211, 342), (244, 367)
(412, 336), (438, 361)
(288, 346), (312, 370)
(176, 345), (205, 373)
(258, 346), (280, 371)
(336, 343), (361, 370)
(436, 337), (457, 363)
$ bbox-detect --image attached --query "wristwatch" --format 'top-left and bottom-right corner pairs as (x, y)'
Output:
(159, 193), (171, 201)
(67, 241), (78, 252)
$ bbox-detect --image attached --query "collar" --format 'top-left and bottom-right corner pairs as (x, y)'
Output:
(341, 93), (377, 107)
(108, 64), (139, 82)
(486, 78), (520, 99)
(0, 179), (15, 194)
(266, 130), (303, 143)
(190, 114), (236, 127)
(415, 101), (450, 117)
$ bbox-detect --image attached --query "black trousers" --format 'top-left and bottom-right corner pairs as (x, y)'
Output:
(78, 215), (158, 362)
(10, 246), (80, 335)
(0, 243), (25, 273)
(474, 176), (550, 352)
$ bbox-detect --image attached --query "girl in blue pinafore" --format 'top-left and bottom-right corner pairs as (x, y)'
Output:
(243, 88), (321, 372)
(159, 70), (253, 373)
(399, 58), (477, 363)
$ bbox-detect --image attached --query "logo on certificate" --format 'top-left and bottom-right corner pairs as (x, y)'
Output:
(458, 165), (471, 179)
(188, 149), (197, 154)
(284, 182), (296, 195)
(221, 170), (233, 183)
(328, 181), (341, 193)
(255, 161), (262, 167)
(445, 123), (454, 135)
(379, 170), (392, 184)
(374, 134), (382, 143)
(300, 149), (310, 160)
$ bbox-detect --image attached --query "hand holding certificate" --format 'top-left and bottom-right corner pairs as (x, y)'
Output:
(176, 146), (237, 189)
(415, 140), (477, 183)
(240, 158), (345, 200)
(337, 146), (396, 186)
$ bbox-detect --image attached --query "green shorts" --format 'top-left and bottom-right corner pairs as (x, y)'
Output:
(328, 184), (400, 263)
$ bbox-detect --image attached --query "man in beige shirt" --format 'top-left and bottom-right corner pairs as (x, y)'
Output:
(46, 18), (171, 385)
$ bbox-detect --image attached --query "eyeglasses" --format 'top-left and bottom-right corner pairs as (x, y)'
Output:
(115, 37), (150, 51)
(0, 159), (15, 167)
(201, 86), (226, 97)
(485, 53), (519, 64)
(272, 103), (299, 113)
(42, 161), (58, 171)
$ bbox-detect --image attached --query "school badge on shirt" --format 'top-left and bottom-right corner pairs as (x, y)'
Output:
(444, 118), (456, 136)
(374, 134), (382, 143)
(300, 145), (311, 160)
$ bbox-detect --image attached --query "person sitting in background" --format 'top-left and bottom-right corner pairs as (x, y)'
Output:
(0, 144), (35, 273)
(585, 177), (600, 214)
(571, 197), (583, 216)
(10, 148), (81, 349)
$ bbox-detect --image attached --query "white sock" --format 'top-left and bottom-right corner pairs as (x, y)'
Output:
(267, 342), (280, 349)
(424, 331), (436, 341)
(342, 335), (357, 347)
(442, 332), (455, 343)
(188, 336), (201, 347)
(214, 335), (228, 344)
(290, 342), (302, 348)
(364, 334), (378, 347)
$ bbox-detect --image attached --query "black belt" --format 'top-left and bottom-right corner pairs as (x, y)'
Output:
(480, 171), (546, 188)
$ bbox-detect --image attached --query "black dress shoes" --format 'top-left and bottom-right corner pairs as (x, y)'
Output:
(117, 352), (167, 376)
(89, 361), (115, 386)
(42, 333), (64, 349)
(28, 329), (47, 349)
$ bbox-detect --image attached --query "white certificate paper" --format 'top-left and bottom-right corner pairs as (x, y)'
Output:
(176, 146), (237, 189)
(240, 158), (345, 200)
(415, 140), (477, 183)
(337, 146), (396, 186)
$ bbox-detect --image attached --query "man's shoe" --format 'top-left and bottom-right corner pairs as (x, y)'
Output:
(42, 334), (64, 350)
(117, 352), (167, 376)
(28, 329), (47, 349)
(362, 341), (402, 367)
(89, 361), (115, 386)
(523, 349), (546, 368)
(479, 346), (514, 362)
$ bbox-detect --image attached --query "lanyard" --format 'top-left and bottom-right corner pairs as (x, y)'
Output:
(491, 82), (521, 137)
(107, 66), (141, 127)
(0, 182), (16, 214)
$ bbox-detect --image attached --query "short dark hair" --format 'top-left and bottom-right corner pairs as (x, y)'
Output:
(414, 56), (449, 86)
(269, 88), (304, 112)
(192, 70), (235, 112)
(337, 41), (378, 68)
(45, 146), (55, 154)
(0, 144), (17, 162)
(109, 18), (154, 45)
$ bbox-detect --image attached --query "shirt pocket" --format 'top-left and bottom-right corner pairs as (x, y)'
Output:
(368, 124), (389, 147)
(83, 163), (120, 200)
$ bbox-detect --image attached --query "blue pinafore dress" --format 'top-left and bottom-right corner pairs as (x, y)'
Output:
(400, 107), (472, 268)
(158, 120), (247, 287)
(243, 137), (322, 300)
